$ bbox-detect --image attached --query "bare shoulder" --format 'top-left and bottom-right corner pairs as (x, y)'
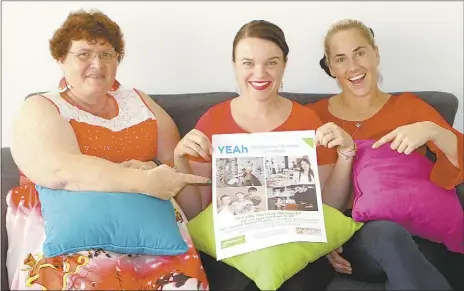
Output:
(13, 94), (74, 136)
(14, 94), (64, 131)
(19, 94), (60, 115)
(11, 94), (80, 172)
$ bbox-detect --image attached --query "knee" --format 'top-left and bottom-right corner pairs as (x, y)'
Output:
(361, 220), (413, 245)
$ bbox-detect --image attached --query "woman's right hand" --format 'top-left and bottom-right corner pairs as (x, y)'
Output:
(315, 122), (357, 159)
(174, 129), (212, 161)
(315, 122), (354, 151)
(326, 246), (352, 274)
(143, 164), (211, 200)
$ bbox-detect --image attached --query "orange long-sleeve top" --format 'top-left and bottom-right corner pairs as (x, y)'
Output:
(307, 92), (464, 190)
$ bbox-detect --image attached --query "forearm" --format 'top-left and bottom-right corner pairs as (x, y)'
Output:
(49, 154), (147, 194)
(322, 156), (354, 211)
(173, 157), (202, 220)
(429, 122), (460, 168)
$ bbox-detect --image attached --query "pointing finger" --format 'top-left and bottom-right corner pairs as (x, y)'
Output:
(403, 144), (416, 155)
(178, 173), (212, 185)
(372, 131), (396, 149)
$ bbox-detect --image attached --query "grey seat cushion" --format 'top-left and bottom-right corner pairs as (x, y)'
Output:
(328, 274), (384, 290)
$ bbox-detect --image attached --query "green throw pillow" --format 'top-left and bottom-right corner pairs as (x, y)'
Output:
(187, 204), (363, 290)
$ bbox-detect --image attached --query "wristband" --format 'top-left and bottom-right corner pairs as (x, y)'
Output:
(337, 143), (357, 160)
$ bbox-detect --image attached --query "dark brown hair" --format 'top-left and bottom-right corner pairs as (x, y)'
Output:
(49, 9), (125, 62)
(299, 157), (315, 181)
(232, 20), (289, 62)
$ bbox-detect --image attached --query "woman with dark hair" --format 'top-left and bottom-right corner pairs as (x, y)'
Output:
(296, 157), (315, 184)
(178, 19), (357, 291)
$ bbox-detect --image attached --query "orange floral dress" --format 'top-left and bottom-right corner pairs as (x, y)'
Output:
(6, 81), (209, 290)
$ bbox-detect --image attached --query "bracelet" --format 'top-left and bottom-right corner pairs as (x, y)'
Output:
(337, 143), (357, 160)
(152, 158), (163, 166)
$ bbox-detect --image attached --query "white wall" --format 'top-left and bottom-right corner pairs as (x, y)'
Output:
(2, 1), (463, 147)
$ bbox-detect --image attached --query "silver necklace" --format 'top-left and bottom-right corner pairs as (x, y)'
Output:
(340, 94), (379, 137)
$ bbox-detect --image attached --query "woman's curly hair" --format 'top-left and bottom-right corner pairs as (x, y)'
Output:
(49, 9), (125, 62)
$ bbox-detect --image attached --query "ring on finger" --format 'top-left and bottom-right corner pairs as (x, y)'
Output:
(328, 131), (335, 140)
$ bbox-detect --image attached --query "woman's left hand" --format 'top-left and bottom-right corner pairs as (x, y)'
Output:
(372, 121), (435, 154)
(120, 159), (158, 170)
(174, 129), (212, 161)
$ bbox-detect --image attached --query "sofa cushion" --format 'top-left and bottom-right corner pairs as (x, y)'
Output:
(187, 204), (363, 290)
(37, 185), (189, 257)
(327, 274), (384, 290)
(1, 148), (19, 207)
(1, 147), (18, 291)
(352, 139), (463, 253)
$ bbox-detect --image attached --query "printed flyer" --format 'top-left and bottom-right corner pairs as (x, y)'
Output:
(212, 130), (327, 260)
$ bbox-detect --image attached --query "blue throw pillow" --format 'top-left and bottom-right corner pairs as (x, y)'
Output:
(36, 185), (188, 258)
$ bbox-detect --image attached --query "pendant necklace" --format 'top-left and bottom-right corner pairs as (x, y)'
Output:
(340, 94), (380, 137)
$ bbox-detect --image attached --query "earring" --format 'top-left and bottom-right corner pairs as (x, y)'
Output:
(109, 79), (121, 92)
(57, 77), (72, 93)
(279, 81), (284, 92)
(377, 71), (383, 85)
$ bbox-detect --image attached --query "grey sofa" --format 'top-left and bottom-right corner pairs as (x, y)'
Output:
(1, 91), (461, 290)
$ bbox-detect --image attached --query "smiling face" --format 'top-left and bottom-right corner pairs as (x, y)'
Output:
(300, 159), (310, 171)
(60, 39), (118, 98)
(235, 192), (245, 202)
(221, 195), (231, 205)
(326, 28), (379, 98)
(233, 37), (286, 101)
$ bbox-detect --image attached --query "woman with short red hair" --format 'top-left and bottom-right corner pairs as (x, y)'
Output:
(7, 9), (209, 290)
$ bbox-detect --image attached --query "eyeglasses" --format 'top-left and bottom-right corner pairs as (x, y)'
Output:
(68, 50), (118, 63)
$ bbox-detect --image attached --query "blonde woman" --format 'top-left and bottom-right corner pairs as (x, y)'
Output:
(308, 19), (463, 290)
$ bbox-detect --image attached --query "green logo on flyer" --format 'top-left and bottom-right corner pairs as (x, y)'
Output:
(221, 235), (246, 249)
(303, 138), (314, 148)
